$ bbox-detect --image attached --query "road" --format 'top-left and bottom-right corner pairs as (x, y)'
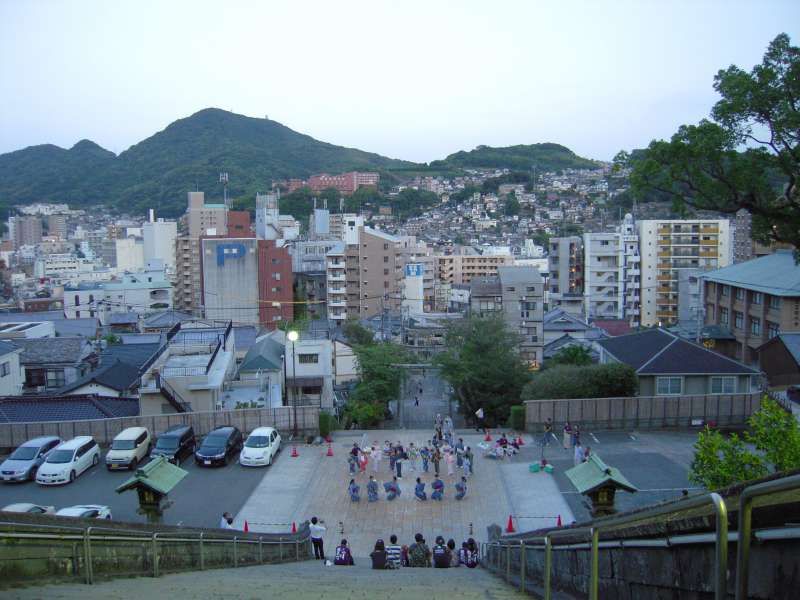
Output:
(397, 369), (458, 429)
(0, 451), (276, 528)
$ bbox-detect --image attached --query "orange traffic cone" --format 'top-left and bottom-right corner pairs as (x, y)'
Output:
(484, 429), (492, 442)
(326, 443), (334, 457)
(556, 514), (562, 527)
(517, 435), (525, 446)
(291, 445), (299, 457)
(243, 520), (249, 533)
(505, 514), (515, 533)
(291, 521), (297, 534)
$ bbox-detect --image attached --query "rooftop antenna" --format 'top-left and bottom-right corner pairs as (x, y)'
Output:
(219, 172), (230, 208)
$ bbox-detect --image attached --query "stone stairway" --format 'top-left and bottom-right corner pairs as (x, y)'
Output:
(9, 560), (527, 599)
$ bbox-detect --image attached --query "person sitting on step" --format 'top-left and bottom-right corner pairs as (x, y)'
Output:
(334, 539), (355, 566)
(370, 539), (389, 569)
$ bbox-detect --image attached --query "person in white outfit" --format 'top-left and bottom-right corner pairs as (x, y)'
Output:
(371, 445), (382, 472)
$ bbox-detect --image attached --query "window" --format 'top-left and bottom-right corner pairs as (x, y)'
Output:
(25, 369), (45, 388)
(298, 353), (319, 364)
(383, 256), (389, 263)
(76, 311), (80, 318)
(46, 369), (65, 388)
(74, 294), (80, 306)
(768, 322), (779, 339)
(526, 286), (537, 292)
(750, 317), (761, 335)
(383, 243), (389, 250)
(302, 386), (322, 395)
(719, 307), (729, 325)
(734, 311), (743, 329)
(656, 377), (682, 396)
(0, 362), (9, 377)
(768, 296), (781, 310)
(751, 292), (762, 305)
(273, 273), (281, 280)
(721, 285), (729, 297)
(734, 288), (744, 300)
(710, 376), (736, 394)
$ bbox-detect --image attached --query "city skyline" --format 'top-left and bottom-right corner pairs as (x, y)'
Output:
(2, 1), (799, 162)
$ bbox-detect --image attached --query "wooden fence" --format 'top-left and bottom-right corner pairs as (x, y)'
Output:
(0, 405), (320, 449)
(524, 393), (761, 431)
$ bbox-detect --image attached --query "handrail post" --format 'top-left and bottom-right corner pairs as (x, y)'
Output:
(519, 540), (526, 593)
(279, 537), (283, 561)
(152, 533), (159, 577)
(506, 543), (511, 582)
(295, 538), (300, 561)
(544, 535), (552, 600)
(736, 487), (755, 600)
(199, 532), (204, 570)
(83, 526), (93, 585)
(710, 492), (728, 600)
(259, 536), (264, 563)
(233, 536), (238, 567)
(589, 527), (599, 600)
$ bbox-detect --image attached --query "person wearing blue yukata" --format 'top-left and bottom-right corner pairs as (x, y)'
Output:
(384, 476), (400, 501)
(431, 476), (444, 501)
(420, 446), (430, 473)
(455, 438), (465, 468)
(367, 476), (379, 502)
(348, 478), (360, 502)
(414, 477), (427, 501)
(455, 476), (467, 500)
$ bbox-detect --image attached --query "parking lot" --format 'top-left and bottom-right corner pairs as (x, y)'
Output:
(0, 449), (278, 528)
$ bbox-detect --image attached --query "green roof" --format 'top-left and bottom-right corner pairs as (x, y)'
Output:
(239, 336), (284, 372)
(115, 455), (188, 495)
(565, 455), (638, 495)
(701, 250), (800, 297)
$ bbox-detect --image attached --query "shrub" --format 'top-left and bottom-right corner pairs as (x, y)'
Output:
(524, 364), (638, 400)
(509, 405), (526, 431)
(318, 412), (335, 438)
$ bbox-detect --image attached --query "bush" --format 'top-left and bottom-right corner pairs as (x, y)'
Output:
(509, 405), (525, 431)
(524, 364), (638, 400)
(318, 412), (335, 438)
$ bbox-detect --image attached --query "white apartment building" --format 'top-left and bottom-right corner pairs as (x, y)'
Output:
(583, 213), (641, 326)
(34, 254), (98, 278)
(638, 218), (731, 327)
(143, 215), (177, 271)
(115, 236), (145, 272)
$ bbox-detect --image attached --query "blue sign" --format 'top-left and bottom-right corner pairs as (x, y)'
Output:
(216, 243), (247, 266)
(405, 263), (424, 277)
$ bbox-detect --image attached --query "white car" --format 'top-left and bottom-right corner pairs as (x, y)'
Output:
(55, 505), (112, 520)
(36, 436), (101, 486)
(239, 427), (281, 467)
(1, 503), (55, 515)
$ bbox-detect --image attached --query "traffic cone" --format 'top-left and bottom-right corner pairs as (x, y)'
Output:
(505, 514), (515, 533)
(291, 521), (297, 534)
(556, 514), (562, 527)
(243, 520), (249, 533)
(291, 445), (299, 457)
(517, 435), (525, 446)
(326, 442), (334, 457)
(484, 429), (492, 442)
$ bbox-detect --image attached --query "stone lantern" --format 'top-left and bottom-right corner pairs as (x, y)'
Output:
(565, 454), (637, 516)
(115, 456), (188, 524)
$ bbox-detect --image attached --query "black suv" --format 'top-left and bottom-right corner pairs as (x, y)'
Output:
(150, 425), (196, 465)
(195, 426), (243, 467)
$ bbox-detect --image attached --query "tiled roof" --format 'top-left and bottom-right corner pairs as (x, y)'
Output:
(12, 337), (92, 366)
(239, 336), (284, 372)
(101, 343), (161, 370)
(768, 332), (800, 366)
(591, 319), (633, 337)
(701, 250), (800, 297)
(142, 310), (195, 329)
(53, 318), (100, 337)
(543, 308), (592, 332)
(597, 329), (674, 370)
(58, 360), (141, 394)
(0, 311), (65, 322)
(108, 312), (139, 325)
(233, 326), (258, 353)
(469, 276), (501, 296)
(0, 395), (139, 423)
(0, 340), (19, 357)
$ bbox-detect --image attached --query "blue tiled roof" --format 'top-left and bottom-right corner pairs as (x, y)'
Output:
(702, 250), (800, 297)
(0, 395), (139, 423)
(58, 360), (141, 394)
(0, 340), (19, 358)
(101, 343), (161, 370)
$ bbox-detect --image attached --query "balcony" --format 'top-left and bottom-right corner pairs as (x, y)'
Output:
(700, 226), (719, 234)
(656, 274), (674, 281)
(329, 311), (347, 320)
(658, 227), (671, 235)
(327, 299), (347, 308)
(700, 239), (718, 246)
(328, 273), (346, 282)
(657, 251), (671, 258)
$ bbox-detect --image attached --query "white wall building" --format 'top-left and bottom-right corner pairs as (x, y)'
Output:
(115, 237), (145, 272)
(143, 213), (177, 271)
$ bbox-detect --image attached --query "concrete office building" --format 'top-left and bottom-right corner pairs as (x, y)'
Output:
(435, 248), (514, 286)
(638, 219), (731, 327)
(187, 191), (227, 237)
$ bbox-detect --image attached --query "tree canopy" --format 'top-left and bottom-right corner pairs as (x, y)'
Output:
(523, 364), (637, 400)
(621, 33), (800, 252)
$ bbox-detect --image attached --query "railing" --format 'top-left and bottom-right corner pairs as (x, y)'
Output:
(0, 517), (311, 587)
(482, 472), (800, 600)
(159, 378), (192, 412)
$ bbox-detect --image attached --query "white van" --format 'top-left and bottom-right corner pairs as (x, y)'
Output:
(106, 427), (151, 470)
(36, 436), (100, 485)
(239, 427), (281, 467)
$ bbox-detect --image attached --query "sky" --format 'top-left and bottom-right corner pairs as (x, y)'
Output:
(1, 0), (799, 163)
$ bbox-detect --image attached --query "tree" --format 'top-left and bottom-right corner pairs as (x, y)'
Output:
(523, 364), (637, 400)
(342, 319), (375, 346)
(545, 345), (594, 368)
(434, 315), (533, 426)
(344, 342), (411, 428)
(689, 397), (800, 488)
(623, 34), (800, 252)
(505, 192), (521, 216)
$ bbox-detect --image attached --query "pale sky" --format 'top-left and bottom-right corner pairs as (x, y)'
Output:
(1, 0), (799, 163)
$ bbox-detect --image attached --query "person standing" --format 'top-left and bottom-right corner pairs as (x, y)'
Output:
(583, 446), (591, 462)
(309, 516), (326, 560)
(348, 479), (361, 502)
(445, 448), (455, 476)
(395, 442), (405, 479)
(543, 418), (553, 446)
(432, 447), (441, 477)
(420, 445), (430, 473)
(573, 442), (584, 466)
(455, 438), (465, 468)
(462, 453), (471, 478)
(475, 407), (485, 432)
(563, 422), (572, 450)
(371, 444), (382, 473)
(408, 443), (418, 472)
(572, 424), (581, 448)
(465, 446), (474, 475)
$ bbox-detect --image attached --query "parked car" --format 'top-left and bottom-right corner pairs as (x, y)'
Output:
(1, 503), (55, 514)
(106, 427), (151, 470)
(195, 426), (243, 467)
(55, 505), (112, 519)
(35, 436), (100, 486)
(0, 436), (62, 482)
(150, 425), (195, 465)
(239, 427), (281, 467)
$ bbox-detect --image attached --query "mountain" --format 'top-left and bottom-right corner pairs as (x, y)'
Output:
(430, 143), (598, 172)
(0, 110), (599, 217)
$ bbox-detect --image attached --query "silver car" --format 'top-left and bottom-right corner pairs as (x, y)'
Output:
(0, 436), (62, 482)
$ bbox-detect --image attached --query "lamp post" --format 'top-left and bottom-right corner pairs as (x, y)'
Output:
(287, 330), (299, 437)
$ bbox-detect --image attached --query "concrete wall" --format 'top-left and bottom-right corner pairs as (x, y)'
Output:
(0, 405), (320, 450)
(0, 512), (310, 588)
(524, 393), (760, 431)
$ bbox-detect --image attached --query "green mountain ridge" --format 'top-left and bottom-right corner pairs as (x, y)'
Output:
(0, 108), (598, 217)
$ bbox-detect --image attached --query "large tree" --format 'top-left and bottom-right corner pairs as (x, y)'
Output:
(435, 315), (533, 426)
(619, 33), (800, 252)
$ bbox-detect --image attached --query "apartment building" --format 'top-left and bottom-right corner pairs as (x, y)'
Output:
(548, 236), (584, 316)
(174, 237), (202, 313)
(702, 250), (800, 364)
(187, 191), (227, 237)
(638, 219), (731, 327)
(8, 215), (43, 249)
(143, 215), (177, 270)
(583, 214), (641, 326)
(46, 214), (68, 240)
(435, 249), (513, 286)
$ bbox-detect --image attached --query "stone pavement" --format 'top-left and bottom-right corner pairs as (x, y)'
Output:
(7, 560), (527, 600)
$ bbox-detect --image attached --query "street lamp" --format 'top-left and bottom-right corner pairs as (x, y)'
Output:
(287, 330), (299, 437)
